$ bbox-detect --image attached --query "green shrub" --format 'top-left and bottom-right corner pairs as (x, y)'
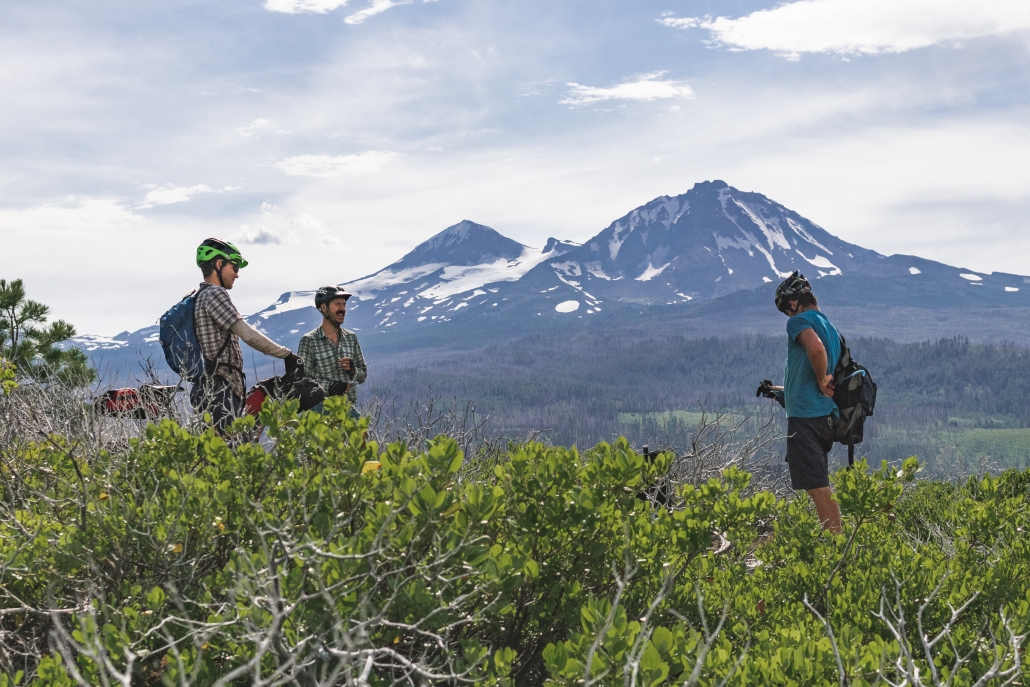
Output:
(0, 398), (1027, 686)
(893, 479), (961, 541)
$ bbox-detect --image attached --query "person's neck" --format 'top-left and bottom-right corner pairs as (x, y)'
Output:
(321, 318), (340, 340)
(203, 274), (221, 287)
(797, 303), (819, 314)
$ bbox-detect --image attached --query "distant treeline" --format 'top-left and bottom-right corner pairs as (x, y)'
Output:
(368, 334), (1030, 469)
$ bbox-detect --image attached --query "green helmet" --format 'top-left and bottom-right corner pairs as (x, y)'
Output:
(196, 238), (248, 269)
(774, 271), (811, 313)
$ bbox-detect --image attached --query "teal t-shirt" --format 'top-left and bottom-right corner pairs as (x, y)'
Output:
(784, 309), (840, 419)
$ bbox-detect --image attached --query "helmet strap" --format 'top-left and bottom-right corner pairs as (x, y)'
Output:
(216, 260), (228, 288)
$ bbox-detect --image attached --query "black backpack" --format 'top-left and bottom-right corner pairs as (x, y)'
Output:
(832, 334), (877, 466)
(243, 357), (326, 418)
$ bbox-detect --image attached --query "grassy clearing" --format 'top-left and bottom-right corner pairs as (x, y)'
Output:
(617, 410), (744, 428)
(955, 427), (1030, 464)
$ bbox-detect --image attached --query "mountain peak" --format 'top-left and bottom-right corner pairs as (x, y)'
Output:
(544, 237), (580, 254)
(397, 220), (526, 268)
(431, 220), (491, 244)
(689, 179), (729, 193)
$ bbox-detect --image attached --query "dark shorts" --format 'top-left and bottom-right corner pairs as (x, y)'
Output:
(190, 375), (244, 435)
(786, 415), (835, 491)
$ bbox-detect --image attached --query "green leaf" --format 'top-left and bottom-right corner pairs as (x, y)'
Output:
(650, 626), (674, 656)
(146, 586), (166, 611)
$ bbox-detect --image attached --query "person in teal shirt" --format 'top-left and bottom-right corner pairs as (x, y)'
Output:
(761, 272), (842, 534)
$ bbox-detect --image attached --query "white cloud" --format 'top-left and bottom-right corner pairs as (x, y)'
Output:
(272, 151), (398, 177)
(660, 0), (1030, 58)
(233, 204), (348, 251)
(457, 128), (501, 139)
(236, 224), (289, 245)
(265, 0), (431, 20)
(320, 235), (347, 250)
(345, 0), (410, 25)
(0, 197), (155, 332)
(234, 118), (281, 138)
(561, 72), (694, 106)
(294, 212), (349, 251)
(138, 184), (214, 209)
(659, 17), (700, 31)
(263, 0), (349, 14)
(1, 197), (146, 235)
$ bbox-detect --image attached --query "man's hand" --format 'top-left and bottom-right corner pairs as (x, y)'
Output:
(797, 328), (834, 398)
(284, 353), (302, 378)
(326, 380), (350, 397)
(756, 379), (786, 408)
(756, 380), (783, 398)
(338, 357), (354, 374)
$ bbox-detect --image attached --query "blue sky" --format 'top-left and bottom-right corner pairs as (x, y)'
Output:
(2, 0), (1030, 334)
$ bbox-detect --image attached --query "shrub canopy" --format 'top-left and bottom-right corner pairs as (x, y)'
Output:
(0, 398), (1027, 686)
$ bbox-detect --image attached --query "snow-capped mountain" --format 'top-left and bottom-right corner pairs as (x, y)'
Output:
(246, 220), (581, 343)
(73, 181), (1030, 378)
(541, 180), (882, 304)
(252, 181), (886, 341)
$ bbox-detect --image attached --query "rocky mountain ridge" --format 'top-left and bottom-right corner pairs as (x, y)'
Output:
(73, 181), (1030, 379)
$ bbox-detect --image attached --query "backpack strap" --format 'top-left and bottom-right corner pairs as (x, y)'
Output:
(205, 331), (239, 377)
(194, 284), (246, 382)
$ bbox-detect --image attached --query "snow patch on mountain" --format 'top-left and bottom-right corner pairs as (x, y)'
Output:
(583, 261), (612, 280)
(552, 261), (583, 277)
(609, 221), (631, 260)
(635, 261), (670, 281)
(796, 251), (841, 276)
(419, 246), (560, 300)
(555, 300), (580, 313)
(734, 200), (790, 251)
(714, 233), (754, 256)
(642, 198), (682, 228)
(347, 264), (448, 301)
(258, 291), (319, 318)
(741, 231), (792, 279)
(72, 334), (129, 351)
(786, 218), (833, 255)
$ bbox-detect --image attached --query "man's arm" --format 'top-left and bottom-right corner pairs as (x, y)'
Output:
(796, 328), (834, 397)
(231, 319), (291, 358)
(350, 338), (367, 384)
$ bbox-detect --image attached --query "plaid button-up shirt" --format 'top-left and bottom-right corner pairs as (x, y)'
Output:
(194, 284), (245, 399)
(297, 325), (367, 405)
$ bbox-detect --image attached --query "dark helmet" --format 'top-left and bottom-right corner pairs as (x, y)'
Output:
(774, 271), (812, 313)
(196, 238), (248, 269)
(314, 285), (351, 309)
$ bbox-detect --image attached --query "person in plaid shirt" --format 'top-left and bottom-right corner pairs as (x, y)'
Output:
(191, 239), (300, 432)
(298, 286), (367, 414)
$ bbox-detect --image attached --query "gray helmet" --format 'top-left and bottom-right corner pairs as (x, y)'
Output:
(314, 285), (351, 309)
(774, 271), (811, 313)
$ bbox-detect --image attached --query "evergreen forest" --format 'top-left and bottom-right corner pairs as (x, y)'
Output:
(370, 334), (1030, 473)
